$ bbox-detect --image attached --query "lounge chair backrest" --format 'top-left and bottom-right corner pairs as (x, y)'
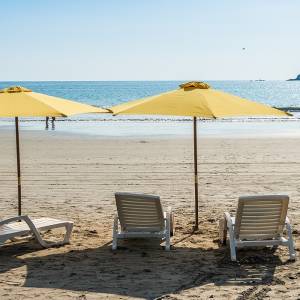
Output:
(115, 192), (165, 232)
(235, 195), (289, 240)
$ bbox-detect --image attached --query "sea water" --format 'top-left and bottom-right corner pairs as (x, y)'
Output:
(1, 81), (300, 137)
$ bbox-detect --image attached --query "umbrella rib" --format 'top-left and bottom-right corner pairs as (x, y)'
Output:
(197, 93), (217, 119)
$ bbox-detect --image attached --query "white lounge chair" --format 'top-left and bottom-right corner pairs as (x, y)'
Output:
(219, 195), (296, 261)
(112, 192), (174, 251)
(0, 215), (73, 248)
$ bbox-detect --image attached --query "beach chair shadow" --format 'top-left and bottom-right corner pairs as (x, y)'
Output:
(0, 238), (291, 299)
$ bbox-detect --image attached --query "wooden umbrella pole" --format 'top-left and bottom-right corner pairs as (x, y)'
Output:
(15, 117), (22, 216)
(193, 117), (199, 230)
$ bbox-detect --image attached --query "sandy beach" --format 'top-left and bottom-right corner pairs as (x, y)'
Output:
(1, 128), (300, 299)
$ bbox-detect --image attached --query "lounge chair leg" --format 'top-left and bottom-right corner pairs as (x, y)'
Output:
(167, 207), (175, 237)
(112, 233), (118, 251)
(165, 211), (171, 251)
(229, 238), (237, 261)
(62, 223), (73, 244)
(170, 212), (174, 237)
(288, 240), (296, 261)
(219, 217), (227, 245)
(228, 226), (237, 261)
(222, 213), (237, 261)
(112, 236), (117, 251)
(112, 214), (118, 250)
(0, 239), (5, 247)
(165, 240), (170, 251)
(286, 219), (296, 260)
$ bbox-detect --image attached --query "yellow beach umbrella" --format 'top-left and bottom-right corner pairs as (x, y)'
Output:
(0, 86), (108, 215)
(110, 81), (291, 230)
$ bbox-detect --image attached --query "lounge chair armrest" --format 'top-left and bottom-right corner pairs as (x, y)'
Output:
(224, 212), (233, 228)
(164, 210), (170, 228)
(114, 213), (119, 222)
(0, 215), (32, 226)
(219, 212), (231, 244)
(284, 216), (296, 260)
(285, 216), (293, 234)
(164, 210), (170, 219)
(219, 212), (234, 245)
(164, 207), (172, 219)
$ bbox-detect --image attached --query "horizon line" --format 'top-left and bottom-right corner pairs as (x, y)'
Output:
(0, 79), (294, 82)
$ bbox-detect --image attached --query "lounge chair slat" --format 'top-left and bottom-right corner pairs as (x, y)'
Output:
(123, 220), (163, 225)
(239, 229), (278, 234)
(244, 203), (282, 207)
(240, 216), (281, 220)
(241, 212), (281, 216)
(120, 209), (159, 214)
(241, 219), (280, 223)
(240, 225), (279, 230)
(242, 201), (282, 205)
(243, 207), (282, 211)
(123, 218), (162, 223)
(240, 222), (281, 228)
(120, 204), (158, 208)
(237, 234), (282, 240)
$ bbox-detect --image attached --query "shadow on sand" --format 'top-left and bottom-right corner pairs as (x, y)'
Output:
(0, 238), (291, 299)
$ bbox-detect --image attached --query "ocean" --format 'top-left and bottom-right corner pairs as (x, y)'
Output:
(1, 81), (300, 137)
(1, 80), (300, 109)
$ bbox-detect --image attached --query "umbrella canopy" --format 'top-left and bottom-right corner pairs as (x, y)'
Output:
(111, 81), (290, 118)
(110, 81), (291, 230)
(0, 86), (109, 215)
(0, 86), (107, 116)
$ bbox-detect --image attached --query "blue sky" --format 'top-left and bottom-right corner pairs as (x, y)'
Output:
(1, 0), (299, 80)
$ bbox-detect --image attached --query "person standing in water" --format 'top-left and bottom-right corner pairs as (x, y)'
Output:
(51, 117), (55, 130)
(45, 116), (49, 130)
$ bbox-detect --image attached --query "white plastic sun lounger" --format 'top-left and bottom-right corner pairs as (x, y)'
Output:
(0, 215), (73, 248)
(219, 195), (296, 261)
(112, 192), (174, 251)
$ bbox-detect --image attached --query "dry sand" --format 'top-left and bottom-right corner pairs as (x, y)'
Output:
(0, 128), (300, 299)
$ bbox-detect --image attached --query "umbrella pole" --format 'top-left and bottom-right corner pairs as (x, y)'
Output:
(15, 117), (22, 216)
(193, 117), (199, 230)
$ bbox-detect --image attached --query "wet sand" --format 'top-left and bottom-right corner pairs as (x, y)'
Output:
(0, 129), (300, 299)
